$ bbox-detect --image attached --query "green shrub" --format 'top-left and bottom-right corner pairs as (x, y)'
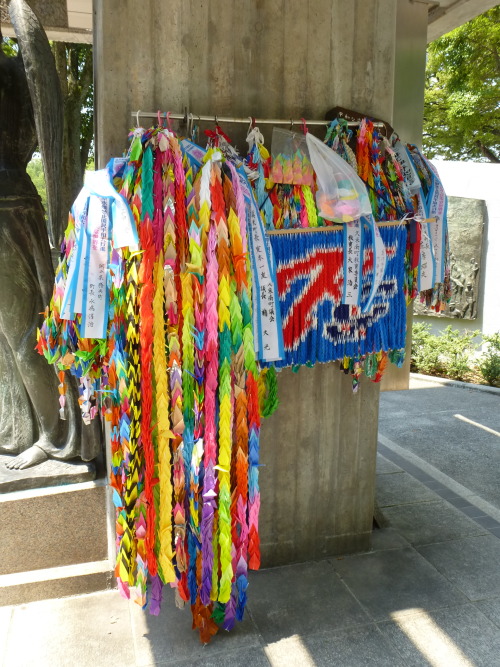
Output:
(479, 333), (500, 387)
(411, 323), (478, 381)
(439, 326), (479, 380)
(411, 322), (443, 376)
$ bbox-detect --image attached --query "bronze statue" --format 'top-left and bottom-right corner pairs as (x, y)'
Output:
(0, 0), (100, 470)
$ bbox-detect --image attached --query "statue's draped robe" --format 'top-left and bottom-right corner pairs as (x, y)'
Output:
(0, 49), (99, 461)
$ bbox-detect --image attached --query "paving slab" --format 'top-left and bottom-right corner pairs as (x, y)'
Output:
(3, 590), (135, 667)
(332, 547), (467, 622)
(376, 454), (403, 475)
(378, 436), (500, 523)
(382, 499), (488, 546)
(0, 374), (497, 666)
(247, 561), (370, 643)
(482, 492), (500, 511)
(0, 605), (13, 666)
(146, 646), (272, 667)
(379, 383), (500, 506)
(378, 603), (500, 667)
(263, 624), (403, 667)
(370, 527), (410, 552)
(409, 374), (500, 397)
(418, 535), (500, 601)
(128, 590), (261, 667)
(459, 504), (489, 518)
(376, 472), (437, 508)
(381, 381), (500, 425)
(474, 514), (500, 530)
(475, 597), (500, 629)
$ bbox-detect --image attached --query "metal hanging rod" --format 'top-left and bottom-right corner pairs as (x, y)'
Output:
(131, 110), (385, 129)
(266, 217), (437, 235)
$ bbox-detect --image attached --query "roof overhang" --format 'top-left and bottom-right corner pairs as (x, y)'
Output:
(1, 0), (92, 43)
(427, 0), (498, 42)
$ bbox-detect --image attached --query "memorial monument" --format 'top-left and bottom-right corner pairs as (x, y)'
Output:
(0, 0), (100, 478)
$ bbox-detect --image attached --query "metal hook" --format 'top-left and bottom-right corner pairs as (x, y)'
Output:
(135, 110), (141, 127)
(289, 118), (294, 130)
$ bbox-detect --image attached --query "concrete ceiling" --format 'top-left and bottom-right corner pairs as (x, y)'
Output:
(1, 0), (92, 43)
(427, 0), (498, 42)
(1, 0), (498, 45)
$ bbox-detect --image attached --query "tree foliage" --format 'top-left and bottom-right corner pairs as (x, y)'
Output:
(53, 42), (93, 219)
(26, 156), (47, 213)
(423, 7), (500, 163)
(2, 34), (93, 222)
(1, 36), (17, 56)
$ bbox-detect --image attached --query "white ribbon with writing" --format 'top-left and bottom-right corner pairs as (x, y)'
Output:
(85, 165), (138, 249)
(427, 161), (448, 285)
(236, 166), (283, 362)
(61, 190), (88, 320)
(364, 216), (387, 312)
(343, 219), (363, 306)
(391, 138), (421, 195)
(81, 197), (110, 339)
(416, 193), (436, 292)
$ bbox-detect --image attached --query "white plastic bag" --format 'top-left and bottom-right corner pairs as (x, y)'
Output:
(305, 132), (372, 222)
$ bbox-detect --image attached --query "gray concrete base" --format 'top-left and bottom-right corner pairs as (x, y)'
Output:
(0, 455), (96, 493)
(0, 480), (111, 605)
(0, 561), (114, 606)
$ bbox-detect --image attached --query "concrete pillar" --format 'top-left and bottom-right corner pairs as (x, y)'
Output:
(94, 0), (399, 163)
(382, 0), (428, 392)
(94, 0), (428, 565)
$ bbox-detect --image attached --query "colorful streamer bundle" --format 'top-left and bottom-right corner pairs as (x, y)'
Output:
(243, 126), (404, 384)
(271, 184), (320, 229)
(38, 125), (273, 642)
(270, 127), (315, 187)
(406, 144), (451, 312)
(270, 153), (315, 186)
(246, 140), (324, 231)
(326, 118), (414, 223)
(355, 119), (412, 222)
(324, 119), (358, 172)
(37, 113), (451, 646)
(266, 224), (408, 385)
(325, 114), (450, 308)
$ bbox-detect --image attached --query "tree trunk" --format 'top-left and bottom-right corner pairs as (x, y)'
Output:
(477, 140), (500, 163)
(62, 94), (84, 216)
(52, 42), (94, 233)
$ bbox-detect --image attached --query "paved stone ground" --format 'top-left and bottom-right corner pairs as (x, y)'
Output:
(2, 375), (500, 666)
